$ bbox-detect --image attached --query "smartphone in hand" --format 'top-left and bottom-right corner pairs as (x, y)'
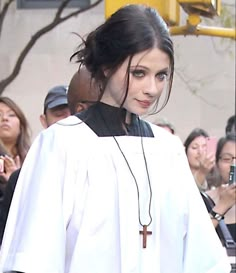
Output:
(206, 137), (218, 156)
(229, 164), (236, 185)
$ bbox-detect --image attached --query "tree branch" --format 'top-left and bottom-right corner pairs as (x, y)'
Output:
(55, 0), (71, 20)
(175, 68), (222, 109)
(0, 0), (14, 38)
(0, 0), (103, 95)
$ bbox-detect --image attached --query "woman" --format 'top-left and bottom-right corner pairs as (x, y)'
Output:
(0, 5), (230, 273)
(184, 128), (215, 191)
(206, 133), (236, 241)
(0, 97), (31, 177)
(0, 97), (31, 200)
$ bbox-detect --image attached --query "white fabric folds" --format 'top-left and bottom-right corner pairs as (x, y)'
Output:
(0, 116), (231, 273)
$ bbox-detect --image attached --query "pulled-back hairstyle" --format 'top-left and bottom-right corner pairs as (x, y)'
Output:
(71, 4), (174, 113)
(0, 97), (31, 163)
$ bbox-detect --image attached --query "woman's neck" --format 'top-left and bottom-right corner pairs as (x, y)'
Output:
(2, 141), (17, 157)
(99, 100), (133, 125)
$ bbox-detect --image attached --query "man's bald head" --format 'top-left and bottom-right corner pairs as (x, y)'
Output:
(67, 67), (99, 114)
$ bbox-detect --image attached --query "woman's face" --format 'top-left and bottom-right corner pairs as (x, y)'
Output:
(102, 47), (170, 116)
(217, 141), (236, 184)
(186, 136), (207, 170)
(0, 102), (21, 144)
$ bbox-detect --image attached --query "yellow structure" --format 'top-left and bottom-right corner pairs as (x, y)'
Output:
(105, 0), (180, 26)
(105, 0), (236, 39)
(178, 0), (221, 18)
(170, 14), (236, 39)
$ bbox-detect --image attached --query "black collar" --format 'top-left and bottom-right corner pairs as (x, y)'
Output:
(76, 102), (154, 137)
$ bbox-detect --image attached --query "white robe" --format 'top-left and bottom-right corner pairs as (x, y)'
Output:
(0, 116), (230, 273)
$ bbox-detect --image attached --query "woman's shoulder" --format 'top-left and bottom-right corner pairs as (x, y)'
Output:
(141, 120), (185, 156)
(31, 115), (95, 154)
(42, 115), (90, 137)
(55, 115), (83, 128)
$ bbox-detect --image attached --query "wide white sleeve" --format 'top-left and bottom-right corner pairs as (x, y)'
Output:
(0, 125), (77, 273)
(173, 136), (231, 273)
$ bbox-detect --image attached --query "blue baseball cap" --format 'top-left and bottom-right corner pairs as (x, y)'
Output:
(44, 85), (68, 113)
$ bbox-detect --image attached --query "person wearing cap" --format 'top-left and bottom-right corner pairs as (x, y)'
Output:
(40, 85), (71, 128)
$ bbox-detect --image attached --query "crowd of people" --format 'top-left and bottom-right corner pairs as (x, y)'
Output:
(184, 126), (236, 253)
(0, 4), (235, 273)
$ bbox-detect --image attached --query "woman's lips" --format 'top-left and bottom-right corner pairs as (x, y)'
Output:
(0, 124), (10, 130)
(137, 100), (152, 108)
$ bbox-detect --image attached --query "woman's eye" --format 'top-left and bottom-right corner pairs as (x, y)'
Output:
(156, 72), (168, 81)
(131, 70), (145, 78)
(9, 113), (16, 117)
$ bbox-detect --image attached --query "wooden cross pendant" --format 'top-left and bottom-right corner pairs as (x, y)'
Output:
(139, 225), (152, 248)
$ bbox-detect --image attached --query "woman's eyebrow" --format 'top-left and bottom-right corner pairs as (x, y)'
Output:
(130, 65), (169, 72)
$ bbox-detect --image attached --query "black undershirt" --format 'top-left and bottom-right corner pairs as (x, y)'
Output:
(76, 102), (154, 138)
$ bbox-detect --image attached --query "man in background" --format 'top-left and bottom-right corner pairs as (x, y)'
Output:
(40, 85), (71, 128)
(67, 66), (99, 115)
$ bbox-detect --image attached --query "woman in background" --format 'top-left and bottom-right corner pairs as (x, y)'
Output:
(184, 128), (215, 191)
(0, 97), (31, 197)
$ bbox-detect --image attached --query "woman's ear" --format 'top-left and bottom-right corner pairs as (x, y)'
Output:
(103, 66), (111, 78)
(103, 69), (109, 77)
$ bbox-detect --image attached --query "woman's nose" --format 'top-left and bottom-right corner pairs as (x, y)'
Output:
(199, 146), (206, 154)
(0, 113), (8, 121)
(144, 79), (159, 97)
